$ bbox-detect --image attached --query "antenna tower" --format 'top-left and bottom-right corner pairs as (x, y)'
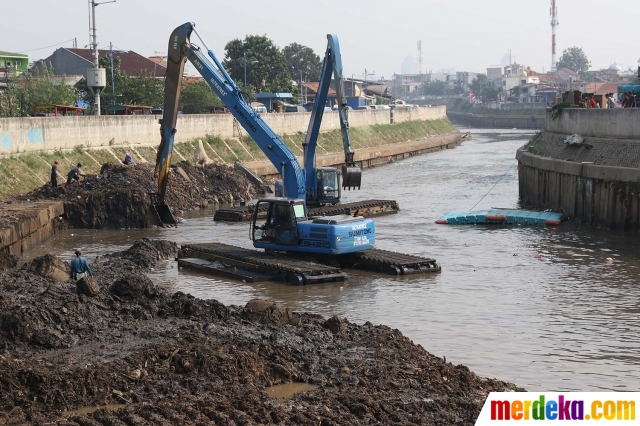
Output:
(417, 40), (423, 74)
(550, 0), (559, 72)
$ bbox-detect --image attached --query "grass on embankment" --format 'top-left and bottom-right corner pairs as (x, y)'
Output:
(0, 118), (455, 199)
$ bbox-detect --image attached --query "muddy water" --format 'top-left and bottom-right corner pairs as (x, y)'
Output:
(23, 128), (640, 392)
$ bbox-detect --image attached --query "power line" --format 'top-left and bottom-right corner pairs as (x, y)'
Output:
(17, 38), (77, 54)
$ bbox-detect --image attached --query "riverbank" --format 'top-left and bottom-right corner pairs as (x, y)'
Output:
(0, 239), (522, 425)
(518, 109), (640, 229)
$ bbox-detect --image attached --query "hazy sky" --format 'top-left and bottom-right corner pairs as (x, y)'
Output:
(6, 0), (640, 79)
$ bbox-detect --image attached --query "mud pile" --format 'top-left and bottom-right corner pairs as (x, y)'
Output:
(0, 240), (522, 425)
(17, 162), (265, 229)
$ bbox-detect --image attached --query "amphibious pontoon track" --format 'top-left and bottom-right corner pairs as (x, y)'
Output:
(179, 242), (440, 284)
(346, 248), (441, 275)
(179, 243), (347, 285)
(213, 199), (400, 222)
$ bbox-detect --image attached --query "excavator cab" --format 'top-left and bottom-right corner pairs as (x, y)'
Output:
(252, 198), (306, 247)
(315, 167), (340, 205)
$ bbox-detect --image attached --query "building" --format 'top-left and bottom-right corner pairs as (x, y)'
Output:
(486, 66), (503, 85)
(556, 68), (580, 82)
(0, 51), (29, 77)
(254, 93), (294, 112)
(42, 48), (167, 77)
(456, 71), (478, 91)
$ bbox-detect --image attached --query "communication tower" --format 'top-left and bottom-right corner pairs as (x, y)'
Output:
(550, 0), (559, 72)
(417, 40), (423, 75)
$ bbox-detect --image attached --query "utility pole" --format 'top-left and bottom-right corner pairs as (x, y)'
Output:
(109, 42), (115, 105)
(87, 0), (115, 116)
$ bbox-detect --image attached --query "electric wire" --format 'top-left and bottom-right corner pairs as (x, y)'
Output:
(469, 159), (518, 211)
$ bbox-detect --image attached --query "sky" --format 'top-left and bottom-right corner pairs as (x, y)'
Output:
(5, 0), (640, 80)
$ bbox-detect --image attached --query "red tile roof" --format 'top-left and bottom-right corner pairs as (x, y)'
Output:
(66, 48), (166, 77)
(585, 82), (625, 94)
(302, 82), (336, 96)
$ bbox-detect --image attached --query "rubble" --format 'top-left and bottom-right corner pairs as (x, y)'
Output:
(0, 239), (522, 425)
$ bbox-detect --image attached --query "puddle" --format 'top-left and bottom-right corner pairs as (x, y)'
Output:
(265, 382), (317, 399)
(63, 403), (127, 417)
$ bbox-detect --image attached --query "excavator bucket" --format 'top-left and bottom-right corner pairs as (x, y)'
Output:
(342, 164), (362, 190)
(148, 193), (177, 227)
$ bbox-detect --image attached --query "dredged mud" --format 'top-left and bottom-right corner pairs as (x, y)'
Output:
(16, 162), (265, 229)
(0, 239), (522, 425)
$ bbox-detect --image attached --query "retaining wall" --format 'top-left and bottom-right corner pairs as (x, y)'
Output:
(0, 201), (64, 255)
(447, 111), (544, 130)
(518, 109), (640, 230)
(0, 106), (446, 155)
(544, 108), (640, 139)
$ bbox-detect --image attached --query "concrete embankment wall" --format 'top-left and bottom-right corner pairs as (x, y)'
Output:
(447, 111), (545, 130)
(0, 106), (445, 154)
(0, 201), (64, 256)
(518, 109), (640, 230)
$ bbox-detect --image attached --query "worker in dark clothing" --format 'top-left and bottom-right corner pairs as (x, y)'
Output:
(70, 249), (93, 281)
(50, 161), (58, 188)
(123, 153), (134, 165)
(66, 163), (83, 185)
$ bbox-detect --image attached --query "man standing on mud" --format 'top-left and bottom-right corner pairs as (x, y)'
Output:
(67, 163), (83, 185)
(70, 249), (93, 281)
(50, 161), (58, 188)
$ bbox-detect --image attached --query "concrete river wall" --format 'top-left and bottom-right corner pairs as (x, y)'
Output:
(447, 111), (545, 130)
(0, 106), (445, 154)
(518, 108), (640, 230)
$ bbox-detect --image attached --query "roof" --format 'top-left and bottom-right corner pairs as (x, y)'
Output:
(34, 104), (85, 110)
(302, 82), (336, 96)
(585, 82), (628, 94)
(64, 48), (166, 76)
(105, 104), (153, 110)
(558, 68), (579, 76)
(148, 56), (167, 67)
(0, 51), (28, 58)
(254, 93), (293, 99)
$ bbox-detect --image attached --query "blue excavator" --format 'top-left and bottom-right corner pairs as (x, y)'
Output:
(151, 22), (373, 255)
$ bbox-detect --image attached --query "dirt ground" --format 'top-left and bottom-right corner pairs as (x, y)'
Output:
(0, 239), (522, 425)
(14, 162), (265, 229)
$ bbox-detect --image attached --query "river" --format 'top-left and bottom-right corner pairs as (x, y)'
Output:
(22, 128), (640, 392)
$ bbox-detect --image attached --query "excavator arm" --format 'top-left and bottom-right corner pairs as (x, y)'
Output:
(152, 22), (306, 225)
(303, 34), (361, 194)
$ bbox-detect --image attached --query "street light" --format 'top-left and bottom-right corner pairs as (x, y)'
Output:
(240, 54), (259, 89)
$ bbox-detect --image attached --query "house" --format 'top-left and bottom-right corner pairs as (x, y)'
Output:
(301, 82), (337, 107)
(254, 93), (294, 112)
(0, 51), (29, 77)
(556, 68), (580, 82)
(42, 48), (167, 77)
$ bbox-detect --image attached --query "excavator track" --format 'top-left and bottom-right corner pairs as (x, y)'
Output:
(344, 248), (441, 275)
(179, 243), (347, 285)
(213, 199), (400, 222)
(178, 242), (440, 284)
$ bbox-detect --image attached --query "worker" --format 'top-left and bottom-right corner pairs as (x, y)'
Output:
(259, 216), (277, 240)
(66, 163), (83, 185)
(123, 153), (134, 165)
(50, 161), (58, 188)
(70, 249), (93, 281)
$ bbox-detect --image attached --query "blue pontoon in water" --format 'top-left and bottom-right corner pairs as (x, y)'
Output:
(435, 209), (565, 226)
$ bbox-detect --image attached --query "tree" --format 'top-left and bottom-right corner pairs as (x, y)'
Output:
(180, 80), (222, 113)
(556, 47), (591, 75)
(421, 80), (447, 96)
(120, 71), (164, 107)
(223, 35), (294, 93)
(469, 74), (498, 102)
(282, 43), (322, 83)
(0, 62), (77, 117)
